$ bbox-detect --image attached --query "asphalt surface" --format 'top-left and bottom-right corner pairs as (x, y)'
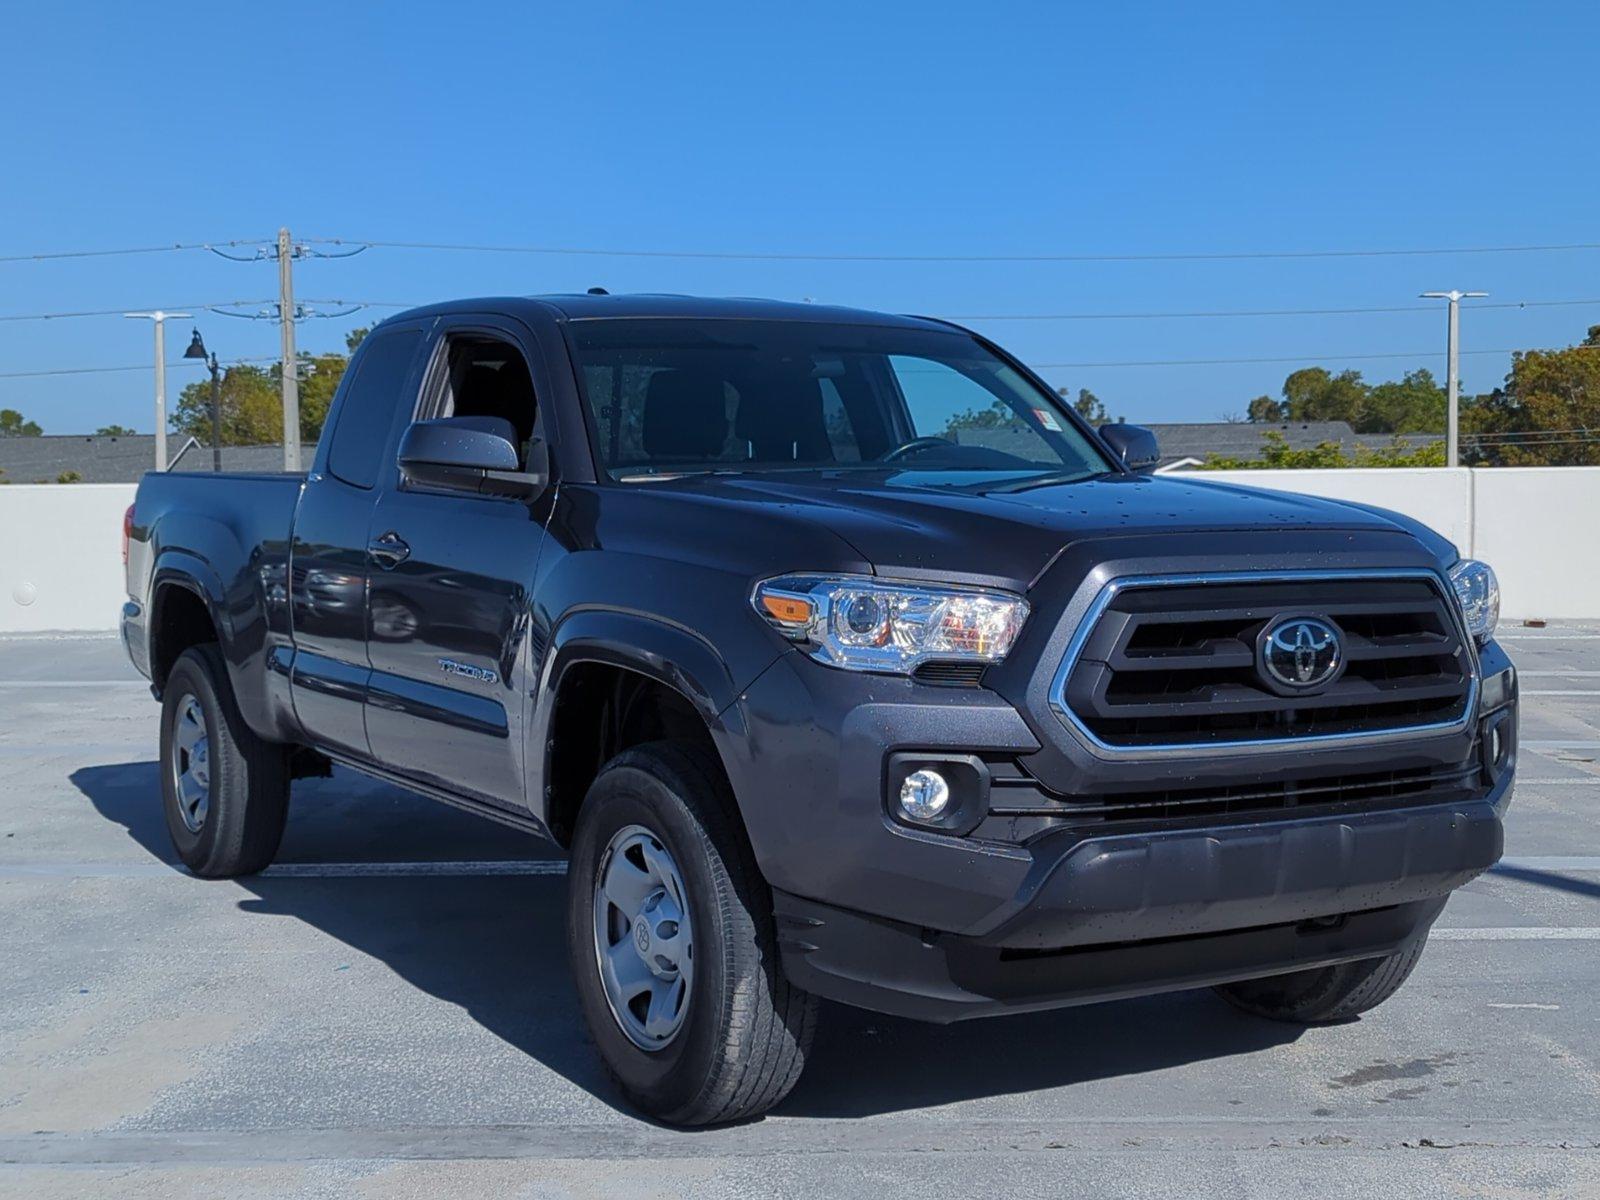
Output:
(1, 629), (1597, 1198)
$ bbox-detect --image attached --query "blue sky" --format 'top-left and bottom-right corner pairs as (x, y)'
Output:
(4, 1), (1600, 433)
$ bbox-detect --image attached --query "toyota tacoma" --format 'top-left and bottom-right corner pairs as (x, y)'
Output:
(121, 295), (1517, 1125)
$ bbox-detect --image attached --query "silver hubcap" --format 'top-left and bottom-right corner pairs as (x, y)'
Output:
(170, 694), (211, 834)
(593, 825), (694, 1051)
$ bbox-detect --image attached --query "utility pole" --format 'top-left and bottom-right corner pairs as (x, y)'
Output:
(1420, 289), (1487, 468)
(277, 227), (301, 472)
(123, 310), (190, 471)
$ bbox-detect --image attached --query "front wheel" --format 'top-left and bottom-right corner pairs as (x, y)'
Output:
(566, 741), (816, 1126)
(1213, 937), (1428, 1023)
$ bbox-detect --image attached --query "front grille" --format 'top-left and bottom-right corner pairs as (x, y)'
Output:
(991, 763), (1481, 826)
(1056, 574), (1473, 749)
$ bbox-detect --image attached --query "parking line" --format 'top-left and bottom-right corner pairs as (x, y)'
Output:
(0, 680), (146, 688)
(1522, 689), (1600, 696)
(1498, 634), (1600, 641)
(0, 860), (569, 879)
(1520, 671), (1600, 677)
(1523, 740), (1600, 751)
(1432, 927), (1600, 940)
(1498, 856), (1600, 871)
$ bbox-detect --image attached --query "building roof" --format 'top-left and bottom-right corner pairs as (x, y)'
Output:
(0, 435), (287, 484)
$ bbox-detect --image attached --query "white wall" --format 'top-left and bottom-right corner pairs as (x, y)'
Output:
(0, 484), (136, 633)
(1471, 469), (1600, 622)
(0, 471), (1595, 632)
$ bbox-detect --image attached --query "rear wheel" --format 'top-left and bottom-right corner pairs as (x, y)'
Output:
(1213, 937), (1428, 1023)
(566, 740), (816, 1126)
(160, 644), (289, 878)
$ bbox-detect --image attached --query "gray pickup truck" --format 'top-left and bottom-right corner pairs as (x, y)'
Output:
(122, 294), (1517, 1125)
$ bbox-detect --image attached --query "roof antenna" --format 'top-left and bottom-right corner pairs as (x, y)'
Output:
(586, 286), (609, 295)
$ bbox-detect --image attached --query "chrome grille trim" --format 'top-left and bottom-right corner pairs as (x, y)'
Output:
(1047, 569), (1478, 758)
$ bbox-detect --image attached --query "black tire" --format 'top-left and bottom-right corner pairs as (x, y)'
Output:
(160, 644), (289, 878)
(566, 740), (817, 1126)
(1213, 937), (1428, 1023)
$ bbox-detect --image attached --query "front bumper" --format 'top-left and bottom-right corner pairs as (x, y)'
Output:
(774, 773), (1505, 1022)
(776, 891), (1452, 1023)
(726, 635), (1515, 1022)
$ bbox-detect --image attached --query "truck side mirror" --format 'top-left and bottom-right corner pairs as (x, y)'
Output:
(398, 417), (548, 499)
(1099, 423), (1160, 472)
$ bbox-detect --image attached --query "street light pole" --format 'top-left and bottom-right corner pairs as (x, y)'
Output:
(1420, 290), (1488, 468)
(123, 310), (191, 471)
(183, 329), (222, 473)
(208, 352), (222, 473)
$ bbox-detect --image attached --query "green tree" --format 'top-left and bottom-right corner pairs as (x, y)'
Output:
(169, 328), (368, 447)
(1246, 395), (1285, 423)
(0, 408), (42, 437)
(171, 365), (282, 445)
(284, 352), (349, 443)
(1462, 326), (1600, 466)
(1281, 367), (1368, 424)
(1199, 430), (1446, 470)
(1201, 431), (1350, 470)
(1360, 369), (1445, 434)
(95, 424), (137, 437)
(1059, 386), (1112, 424)
(944, 398), (1015, 431)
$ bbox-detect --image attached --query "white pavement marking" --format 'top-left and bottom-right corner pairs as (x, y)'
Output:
(1487, 1002), (1561, 1010)
(1515, 777), (1600, 784)
(1499, 633), (1600, 641)
(1497, 856), (1600, 871)
(0, 680), (146, 688)
(1523, 689), (1600, 696)
(1521, 670), (1600, 677)
(0, 859), (570, 879)
(1432, 927), (1600, 940)
(1524, 740), (1600, 751)
(0, 631), (118, 641)
(0, 743), (144, 759)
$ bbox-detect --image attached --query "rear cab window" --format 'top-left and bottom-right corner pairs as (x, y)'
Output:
(325, 328), (423, 489)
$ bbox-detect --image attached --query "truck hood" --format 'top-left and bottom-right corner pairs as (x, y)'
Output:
(642, 468), (1434, 588)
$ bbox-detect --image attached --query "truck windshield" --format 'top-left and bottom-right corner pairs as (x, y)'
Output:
(568, 319), (1111, 483)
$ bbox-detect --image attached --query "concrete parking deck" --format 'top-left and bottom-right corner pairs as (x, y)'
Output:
(1, 629), (1597, 1198)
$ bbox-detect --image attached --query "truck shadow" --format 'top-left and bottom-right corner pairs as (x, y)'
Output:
(75, 760), (1313, 1120)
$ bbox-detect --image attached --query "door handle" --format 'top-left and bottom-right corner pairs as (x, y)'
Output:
(368, 530), (411, 569)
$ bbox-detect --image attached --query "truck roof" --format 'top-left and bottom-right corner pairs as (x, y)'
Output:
(384, 293), (960, 332)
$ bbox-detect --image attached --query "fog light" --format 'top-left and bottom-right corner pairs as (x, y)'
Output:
(899, 769), (951, 821)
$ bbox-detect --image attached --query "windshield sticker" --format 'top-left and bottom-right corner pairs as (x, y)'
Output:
(1033, 408), (1063, 432)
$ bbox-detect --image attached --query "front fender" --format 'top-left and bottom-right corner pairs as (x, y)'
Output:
(527, 607), (777, 828)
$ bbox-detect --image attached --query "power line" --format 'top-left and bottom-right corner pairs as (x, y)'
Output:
(0, 356), (277, 381)
(1032, 343), (1600, 369)
(0, 240), (271, 265)
(8, 340), (1598, 382)
(1464, 426), (1596, 441)
(306, 236), (1600, 264)
(948, 297), (1600, 321)
(0, 301), (276, 323)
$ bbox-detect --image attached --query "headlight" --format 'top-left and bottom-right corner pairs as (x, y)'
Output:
(752, 574), (1029, 673)
(1449, 559), (1500, 643)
